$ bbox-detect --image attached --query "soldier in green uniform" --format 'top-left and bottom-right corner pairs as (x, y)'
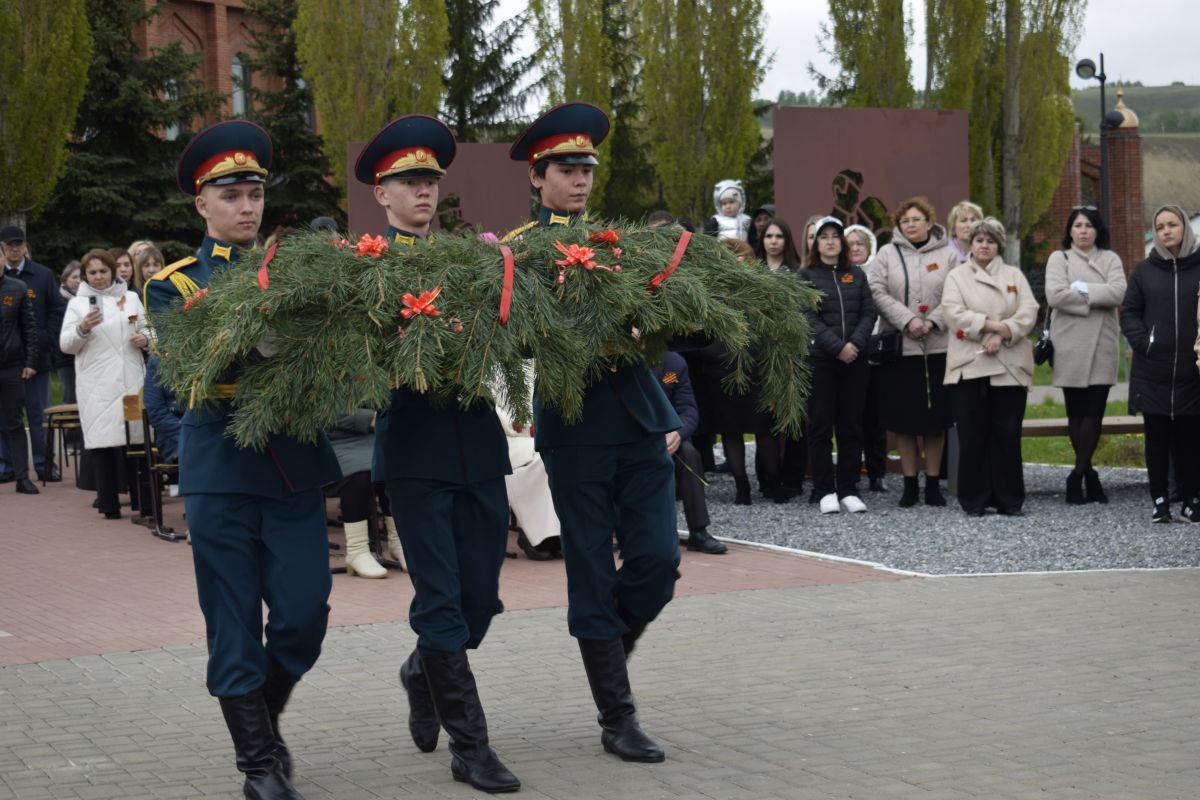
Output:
(508, 103), (683, 763)
(144, 120), (342, 800)
(354, 115), (519, 794)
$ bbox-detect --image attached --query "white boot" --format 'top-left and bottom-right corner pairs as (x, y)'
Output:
(344, 520), (387, 578)
(384, 515), (408, 572)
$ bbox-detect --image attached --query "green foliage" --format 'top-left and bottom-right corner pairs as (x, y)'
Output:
(531, 0), (613, 205)
(28, 0), (219, 267)
(443, 0), (537, 142)
(394, 0), (449, 116)
(241, 0), (343, 232)
(0, 0), (92, 225)
(812, 0), (915, 108)
(1015, 29), (1074, 237)
(151, 223), (818, 447)
(294, 0), (400, 194)
(597, 1), (658, 220)
(924, 0), (987, 110)
(639, 0), (767, 221)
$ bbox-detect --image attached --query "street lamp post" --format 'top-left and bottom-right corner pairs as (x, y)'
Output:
(1075, 53), (1127, 227)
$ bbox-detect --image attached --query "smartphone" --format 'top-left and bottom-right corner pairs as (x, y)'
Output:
(89, 295), (103, 321)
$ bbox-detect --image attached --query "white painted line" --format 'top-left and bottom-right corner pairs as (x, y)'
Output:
(695, 530), (1200, 580)
(0, 630), (12, 638)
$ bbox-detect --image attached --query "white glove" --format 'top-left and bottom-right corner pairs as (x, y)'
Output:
(1070, 280), (1089, 297)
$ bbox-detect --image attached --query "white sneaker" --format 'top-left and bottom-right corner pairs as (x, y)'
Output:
(840, 495), (867, 513)
(819, 493), (841, 514)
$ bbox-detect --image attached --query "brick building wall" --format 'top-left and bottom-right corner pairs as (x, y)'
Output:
(134, 0), (268, 122)
(1107, 126), (1145, 273)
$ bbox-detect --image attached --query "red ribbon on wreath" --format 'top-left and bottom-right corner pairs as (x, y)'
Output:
(648, 230), (692, 292)
(499, 245), (514, 326)
(257, 241), (279, 290)
(400, 285), (442, 319)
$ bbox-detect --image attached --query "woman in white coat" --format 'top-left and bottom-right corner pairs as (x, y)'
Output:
(943, 218), (1039, 517)
(60, 249), (148, 518)
(1045, 206), (1125, 504)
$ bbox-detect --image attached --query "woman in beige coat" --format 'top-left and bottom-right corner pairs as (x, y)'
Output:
(943, 218), (1038, 517)
(1045, 207), (1125, 504)
(867, 196), (955, 507)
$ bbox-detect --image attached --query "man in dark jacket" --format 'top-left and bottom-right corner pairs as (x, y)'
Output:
(0, 226), (66, 482)
(655, 352), (725, 554)
(0, 270), (40, 494)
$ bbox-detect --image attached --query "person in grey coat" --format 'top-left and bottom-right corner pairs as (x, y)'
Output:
(1045, 206), (1126, 504)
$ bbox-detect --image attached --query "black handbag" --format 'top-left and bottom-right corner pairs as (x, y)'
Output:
(1033, 310), (1053, 366)
(867, 244), (909, 366)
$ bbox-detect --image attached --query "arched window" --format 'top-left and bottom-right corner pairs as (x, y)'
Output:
(232, 54), (248, 117)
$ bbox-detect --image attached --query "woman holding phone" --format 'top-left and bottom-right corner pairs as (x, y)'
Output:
(60, 249), (149, 518)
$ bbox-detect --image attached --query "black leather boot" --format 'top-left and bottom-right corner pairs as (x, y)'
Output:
(218, 691), (301, 799)
(686, 528), (728, 555)
(399, 649), (440, 752)
(422, 651), (520, 793)
(1083, 469), (1108, 504)
(577, 638), (665, 762)
(924, 475), (946, 507)
(617, 605), (649, 659)
(733, 475), (751, 505)
(261, 659), (298, 780)
(1066, 470), (1086, 504)
(898, 476), (920, 507)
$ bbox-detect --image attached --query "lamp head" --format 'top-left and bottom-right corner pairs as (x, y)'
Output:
(1075, 58), (1096, 81)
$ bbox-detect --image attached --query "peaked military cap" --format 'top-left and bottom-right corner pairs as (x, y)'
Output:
(355, 115), (456, 185)
(176, 120), (272, 196)
(509, 102), (611, 166)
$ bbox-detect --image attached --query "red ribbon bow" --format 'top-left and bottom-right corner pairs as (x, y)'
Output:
(554, 241), (598, 269)
(400, 285), (442, 319)
(354, 234), (389, 258)
(588, 229), (621, 245)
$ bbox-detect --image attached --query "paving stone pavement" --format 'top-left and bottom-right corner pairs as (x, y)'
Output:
(3, 569), (1199, 799)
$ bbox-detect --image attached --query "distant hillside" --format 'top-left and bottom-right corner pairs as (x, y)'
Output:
(1072, 84), (1200, 132)
(1142, 133), (1200, 221)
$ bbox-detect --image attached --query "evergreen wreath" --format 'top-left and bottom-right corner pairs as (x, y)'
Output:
(151, 222), (820, 448)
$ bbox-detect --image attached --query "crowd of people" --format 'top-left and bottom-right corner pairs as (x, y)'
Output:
(648, 185), (1200, 525)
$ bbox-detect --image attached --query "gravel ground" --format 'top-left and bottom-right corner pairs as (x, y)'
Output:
(682, 444), (1200, 575)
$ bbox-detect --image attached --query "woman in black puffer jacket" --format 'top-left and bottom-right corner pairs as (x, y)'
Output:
(798, 216), (877, 514)
(1120, 204), (1200, 523)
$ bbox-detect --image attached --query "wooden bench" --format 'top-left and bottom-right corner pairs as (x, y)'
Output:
(1021, 415), (1143, 437)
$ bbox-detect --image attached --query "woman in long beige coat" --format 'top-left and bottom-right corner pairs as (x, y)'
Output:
(867, 196), (956, 507)
(943, 218), (1038, 517)
(1045, 207), (1125, 504)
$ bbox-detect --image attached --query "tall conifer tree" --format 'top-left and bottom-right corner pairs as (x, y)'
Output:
(241, 0), (342, 231)
(0, 0), (92, 228)
(29, 0), (218, 266)
(443, 0), (536, 142)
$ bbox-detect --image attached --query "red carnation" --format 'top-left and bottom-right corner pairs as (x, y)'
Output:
(918, 304), (929, 313)
(955, 329), (965, 340)
(588, 229), (620, 245)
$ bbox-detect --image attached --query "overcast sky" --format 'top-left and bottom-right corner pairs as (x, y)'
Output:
(499, 0), (1199, 101)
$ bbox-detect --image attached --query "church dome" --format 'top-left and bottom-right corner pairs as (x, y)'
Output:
(1113, 89), (1139, 129)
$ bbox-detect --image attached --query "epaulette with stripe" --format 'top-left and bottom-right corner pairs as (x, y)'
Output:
(149, 256), (202, 299)
(499, 220), (538, 244)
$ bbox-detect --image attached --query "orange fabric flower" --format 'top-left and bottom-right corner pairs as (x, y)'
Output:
(926, 263), (938, 272)
(588, 229), (621, 245)
(553, 241), (598, 269)
(840, 273), (854, 284)
(399, 285), (442, 320)
(183, 287), (211, 310)
(354, 234), (389, 258)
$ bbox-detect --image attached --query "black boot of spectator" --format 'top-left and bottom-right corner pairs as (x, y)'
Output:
(687, 528), (728, 555)
(1065, 470), (1086, 504)
(924, 475), (946, 507)
(733, 476), (751, 505)
(899, 476), (920, 507)
(1084, 469), (1108, 504)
